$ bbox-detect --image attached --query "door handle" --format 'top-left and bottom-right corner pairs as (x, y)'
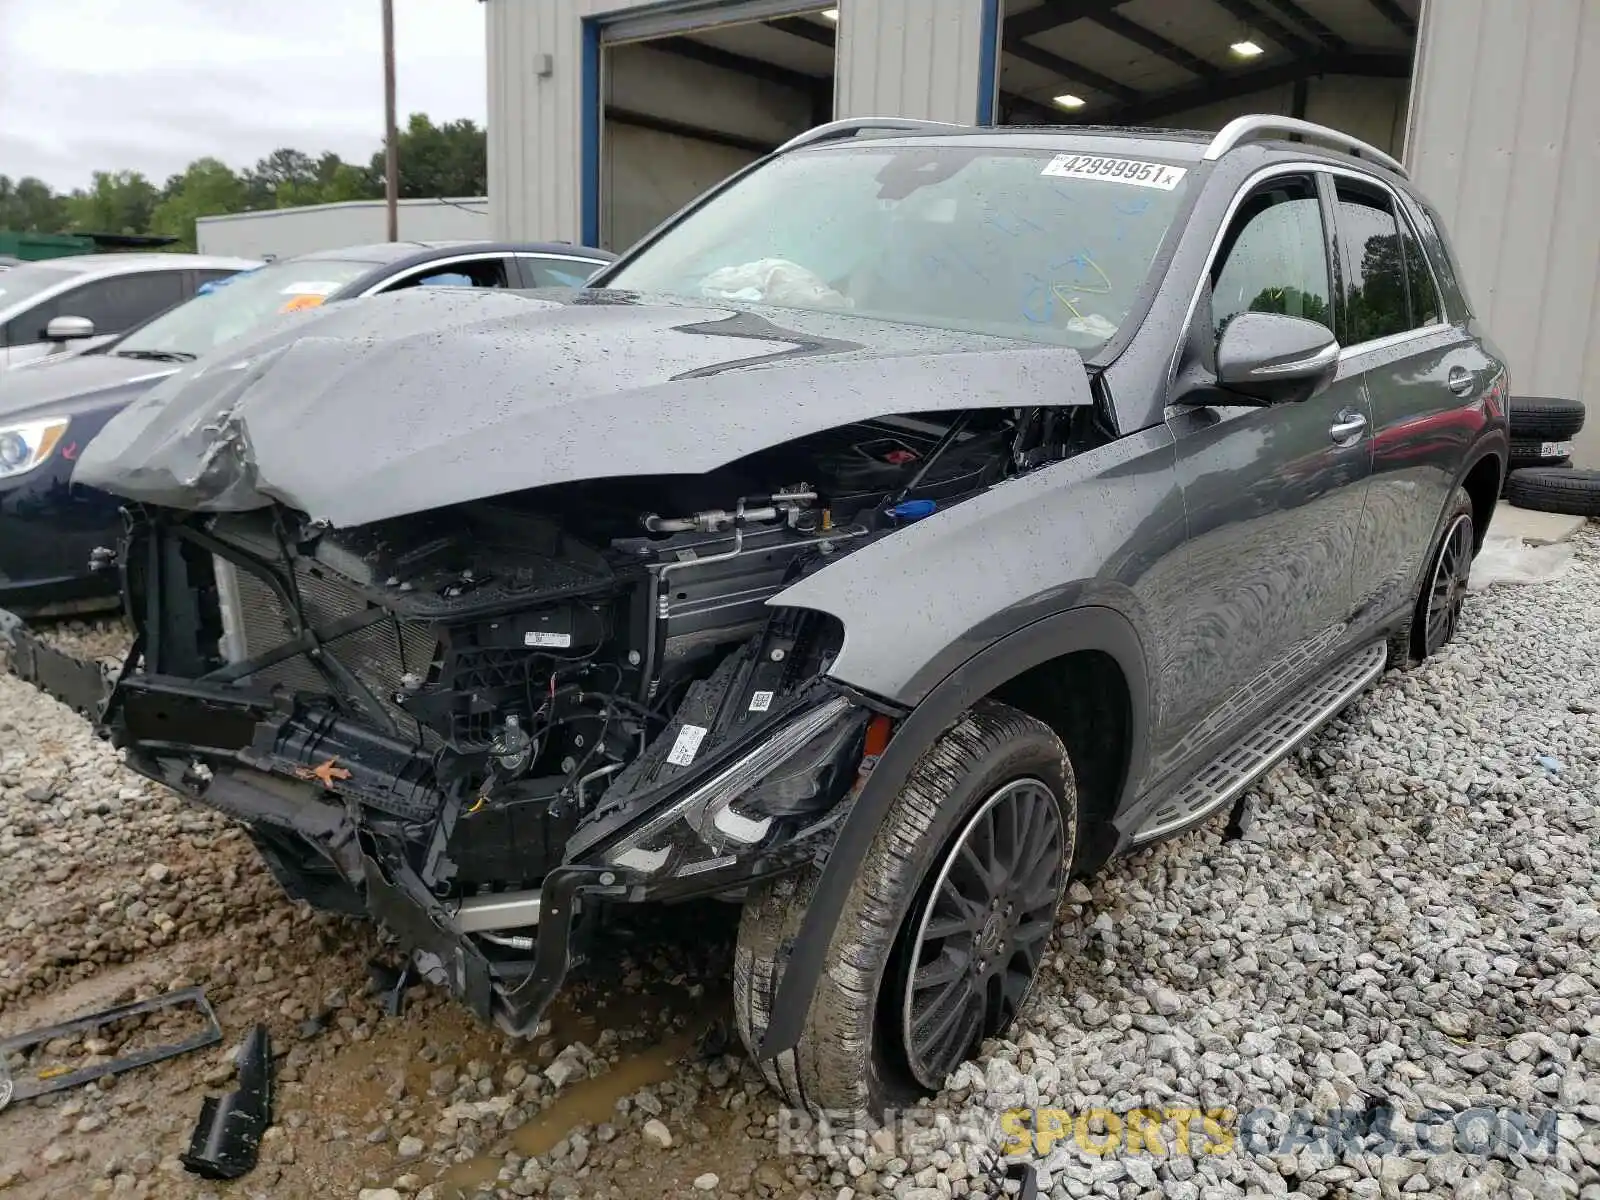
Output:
(1447, 367), (1475, 396)
(1329, 410), (1367, 444)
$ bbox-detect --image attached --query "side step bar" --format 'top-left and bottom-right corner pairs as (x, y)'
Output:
(1132, 640), (1388, 845)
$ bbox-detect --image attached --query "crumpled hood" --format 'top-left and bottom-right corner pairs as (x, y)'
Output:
(0, 350), (180, 423)
(74, 287), (1090, 528)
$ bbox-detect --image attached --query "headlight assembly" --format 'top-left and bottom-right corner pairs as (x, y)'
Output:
(0, 418), (70, 480)
(602, 695), (861, 879)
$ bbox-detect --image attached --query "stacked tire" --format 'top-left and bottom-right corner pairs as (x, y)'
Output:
(1503, 396), (1600, 518)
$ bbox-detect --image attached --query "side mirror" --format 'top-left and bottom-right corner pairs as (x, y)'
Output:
(44, 315), (96, 342)
(1215, 311), (1340, 404)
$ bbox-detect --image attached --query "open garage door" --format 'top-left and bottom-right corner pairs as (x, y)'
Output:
(995, 0), (1418, 160)
(597, 3), (838, 251)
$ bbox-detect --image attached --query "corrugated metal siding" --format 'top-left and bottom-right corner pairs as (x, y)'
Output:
(490, 0), (623, 243)
(1408, 0), (1600, 465)
(836, 0), (987, 123)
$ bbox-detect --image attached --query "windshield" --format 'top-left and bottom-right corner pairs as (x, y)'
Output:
(604, 143), (1192, 350)
(112, 259), (376, 360)
(0, 262), (86, 311)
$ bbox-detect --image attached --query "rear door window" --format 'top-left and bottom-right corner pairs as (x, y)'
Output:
(380, 256), (513, 292)
(520, 257), (607, 288)
(1333, 183), (1411, 344)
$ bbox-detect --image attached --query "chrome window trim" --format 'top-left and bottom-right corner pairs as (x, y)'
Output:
(359, 252), (517, 296)
(509, 252), (611, 268)
(1167, 160), (1455, 390)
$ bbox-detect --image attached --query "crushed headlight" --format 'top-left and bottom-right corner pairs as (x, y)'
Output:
(0, 418), (70, 480)
(601, 695), (860, 879)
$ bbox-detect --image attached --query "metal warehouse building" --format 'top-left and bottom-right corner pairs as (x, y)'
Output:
(486, 0), (1600, 465)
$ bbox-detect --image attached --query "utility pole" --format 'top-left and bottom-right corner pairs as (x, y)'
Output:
(382, 0), (399, 241)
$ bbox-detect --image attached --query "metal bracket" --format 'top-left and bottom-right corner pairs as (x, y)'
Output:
(0, 986), (222, 1108)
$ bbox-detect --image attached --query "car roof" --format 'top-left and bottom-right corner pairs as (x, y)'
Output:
(806, 121), (1408, 184)
(816, 126), (1214, 162)
(6, 252), (262, 277)
(291, 240), (616, 268)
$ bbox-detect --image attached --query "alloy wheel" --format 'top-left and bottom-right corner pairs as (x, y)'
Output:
(1424, 513), (1474, 655)
(899, 778), (1066, 1089)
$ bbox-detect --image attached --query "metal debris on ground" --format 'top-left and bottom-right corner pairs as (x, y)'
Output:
(0, 986), (222, 1109)
(180, 1024), (274, 1180)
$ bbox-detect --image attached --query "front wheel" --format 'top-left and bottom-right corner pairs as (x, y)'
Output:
(733, 700), (1076, 1119)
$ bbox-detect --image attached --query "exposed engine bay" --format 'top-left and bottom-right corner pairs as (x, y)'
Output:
(100, 404), (1097, 1035)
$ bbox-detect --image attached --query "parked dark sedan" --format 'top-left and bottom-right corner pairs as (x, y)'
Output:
(0, 240), (613, 614)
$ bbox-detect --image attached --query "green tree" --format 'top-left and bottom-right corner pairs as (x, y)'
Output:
(370, 113), (487, 199)
(62, 170), (159, 235)
(0, 175), (67, 232)
(148, 157), (249, 249)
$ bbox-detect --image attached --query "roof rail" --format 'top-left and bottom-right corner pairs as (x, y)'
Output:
(775, 117), (967, 155)
(1203, 115), (1407, 178)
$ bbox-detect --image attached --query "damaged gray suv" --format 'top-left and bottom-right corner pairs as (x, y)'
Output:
(6, 115), (1508, 1118)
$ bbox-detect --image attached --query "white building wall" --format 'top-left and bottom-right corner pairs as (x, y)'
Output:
(488, 0), (621, 245)
(835, 0), (988, 124)
(1407, 0), (1600, 466)
(195, 198), (491, 260)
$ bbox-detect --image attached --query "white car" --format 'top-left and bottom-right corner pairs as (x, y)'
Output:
(0, 253), (259, 371)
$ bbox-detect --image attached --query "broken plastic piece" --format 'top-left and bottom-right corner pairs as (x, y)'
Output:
(0, 985), (221, 1106)
(368, 956), (416, 1017)
(1006, 1161), (1039, 1199)
(1223, 789), (1256, 842)
(180, 1024), (274, 1181)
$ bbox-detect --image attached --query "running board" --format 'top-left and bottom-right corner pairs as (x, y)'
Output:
(1132, 641), (1388, 845)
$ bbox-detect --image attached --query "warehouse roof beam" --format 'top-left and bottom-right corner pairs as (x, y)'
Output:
(1090, 50), (1411, 124)
(1004, 0), (1122, 43)
(1004, 36), (1140, 103)
(1205, 0), (1319, 55)
(1364, 0), (1418, 36)
(1090, 10), (1223, 80)
(1249, 0), (1348, 50)
(654, 35), (830, 100)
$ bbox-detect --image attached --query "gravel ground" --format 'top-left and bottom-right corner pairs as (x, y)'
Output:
(1, 527), (1597, 1200)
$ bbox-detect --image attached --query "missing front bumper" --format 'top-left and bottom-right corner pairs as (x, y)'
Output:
(363, 853), (616, 1036)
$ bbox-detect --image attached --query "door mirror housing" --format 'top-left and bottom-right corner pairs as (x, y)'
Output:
(1215, 311), (1340, 404)
(44, 315), (96, 342)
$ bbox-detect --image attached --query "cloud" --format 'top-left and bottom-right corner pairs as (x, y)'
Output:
(0, 0), (486, 189)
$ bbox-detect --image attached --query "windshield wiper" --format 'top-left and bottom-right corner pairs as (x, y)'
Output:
(113, 349), (196, 362)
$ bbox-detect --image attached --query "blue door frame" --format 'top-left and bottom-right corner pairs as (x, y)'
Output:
(581, 16), (603, 247)
(977, 0), (1000, 126)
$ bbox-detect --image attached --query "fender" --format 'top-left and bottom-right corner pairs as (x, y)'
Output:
(756, 604), (1150, 1060)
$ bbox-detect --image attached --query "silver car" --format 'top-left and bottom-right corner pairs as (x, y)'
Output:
(0, 253), (259, 371)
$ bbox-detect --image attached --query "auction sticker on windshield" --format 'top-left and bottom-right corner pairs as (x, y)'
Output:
(1041, 154), (1188, 191)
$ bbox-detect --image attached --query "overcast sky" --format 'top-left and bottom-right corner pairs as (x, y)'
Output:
(0, 0), (488, 191)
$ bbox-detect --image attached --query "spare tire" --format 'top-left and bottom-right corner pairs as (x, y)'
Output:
(1501, 458), (1569, 498)
(1508, 396), (1586, 441)
(1509, 437), (1576, 469)
(1505, 467), (1600, 518)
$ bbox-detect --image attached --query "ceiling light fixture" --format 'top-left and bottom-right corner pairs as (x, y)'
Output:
(820, 7), (839, 20)
(1230, 39), (1265, 58)
(1053, 93), (1087, 109)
